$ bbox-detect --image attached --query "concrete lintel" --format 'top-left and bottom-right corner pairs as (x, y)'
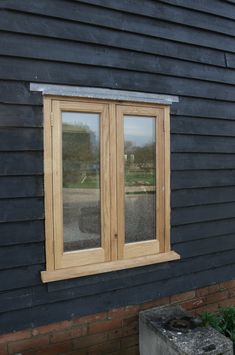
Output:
(30, 83), (179, 105)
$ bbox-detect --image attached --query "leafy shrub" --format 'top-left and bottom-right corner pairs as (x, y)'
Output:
(200, 306), (235, 345)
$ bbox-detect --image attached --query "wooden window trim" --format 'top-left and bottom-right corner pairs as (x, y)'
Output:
(41, 251), (180, 282)
(52, 100), (111, 269)
(116, 105), (162, 260)
(42, 96), (180, 283)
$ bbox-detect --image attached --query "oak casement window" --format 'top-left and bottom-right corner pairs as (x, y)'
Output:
(42, 97), (179, 282)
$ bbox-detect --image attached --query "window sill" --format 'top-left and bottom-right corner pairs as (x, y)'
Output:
(41, 251), (180, 283)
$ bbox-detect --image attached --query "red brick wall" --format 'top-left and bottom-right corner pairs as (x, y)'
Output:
(0, 280), (235, 355)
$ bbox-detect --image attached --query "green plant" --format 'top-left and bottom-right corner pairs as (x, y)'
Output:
(200, 306), (235, 345)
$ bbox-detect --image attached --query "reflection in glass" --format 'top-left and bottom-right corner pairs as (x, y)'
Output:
(62, 112), (101, 252)
(124, 115), (156, 243)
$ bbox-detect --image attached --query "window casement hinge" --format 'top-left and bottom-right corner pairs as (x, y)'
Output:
(50, 112), (54, 126)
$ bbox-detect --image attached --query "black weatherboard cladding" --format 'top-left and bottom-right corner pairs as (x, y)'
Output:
(0, 0), (235, 334)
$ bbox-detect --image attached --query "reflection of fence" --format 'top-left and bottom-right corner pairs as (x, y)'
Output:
(125, 186), (156, 193)
(125, 167), (155, 173)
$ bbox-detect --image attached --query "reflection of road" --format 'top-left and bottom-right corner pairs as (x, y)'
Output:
(125, 192), (155, 243)
(63, 188), (100, 251)
(63, 187), (156, 251)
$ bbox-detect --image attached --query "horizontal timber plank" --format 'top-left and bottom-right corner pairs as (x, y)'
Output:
(0, 176), (43, 199)
(158, 0), (235, 21)
(1, 33), (234, 85)
(0, 104), (42, 127)
(172, 218), (235, 243)
(225, 52), (235, 69)
(0, 128), (42, 151)
(172, 186), (235, 208)
(77, 0), (235, 38)
(171, 116), (235, 137)
(172, 202), (235, 225)
(0, 12), (226, 67)
(174, 233), (235, 258)
(0, 288), (33, 314)
(172, 153), (235, 170)
(1, 1), (235, 53)
(0, 243), (44, 270)
(0, 220), (44, 246)
(0, 80), (42, 105)
(0, 198), (44, 223)
(0, 152), (43, 176)
(1, 58), (235, 102)
(172, 170), (235, 189)
(0, 264), (43, 292)
(171, 97), (235, 119)
(172, 134), (235, 153)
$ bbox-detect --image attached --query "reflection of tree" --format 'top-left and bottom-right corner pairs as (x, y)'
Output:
(125, 141), (134, 154)
(125, 141), (155, 168)
(125, 141), (155, 187)
(63, 123), (99, 187)
(133, 143), (155, 168)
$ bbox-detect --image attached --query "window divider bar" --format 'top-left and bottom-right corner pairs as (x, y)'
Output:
(109, 103), (118, 261)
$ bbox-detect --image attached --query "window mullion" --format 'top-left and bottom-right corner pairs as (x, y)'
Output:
(109, 103), (118, 261)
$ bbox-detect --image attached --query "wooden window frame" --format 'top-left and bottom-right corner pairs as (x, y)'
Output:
(52, 100), (111, 269)
(117, 105), (162, 260)
(42, 96), (180, 283)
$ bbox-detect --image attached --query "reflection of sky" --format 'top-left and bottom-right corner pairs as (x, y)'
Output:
(62, 113), (155, 146)
(62, 112), (99, 138)
(124, 115), (155, 146)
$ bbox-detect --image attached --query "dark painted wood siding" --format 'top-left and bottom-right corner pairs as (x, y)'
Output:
(0, 0), (235, 334)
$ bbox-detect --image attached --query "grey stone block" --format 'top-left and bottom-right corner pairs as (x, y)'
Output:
(139, 305), (233, 355)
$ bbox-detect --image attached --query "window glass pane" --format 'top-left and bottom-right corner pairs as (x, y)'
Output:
(62, 112), (101, 252)
(124, 115), (156, 243)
